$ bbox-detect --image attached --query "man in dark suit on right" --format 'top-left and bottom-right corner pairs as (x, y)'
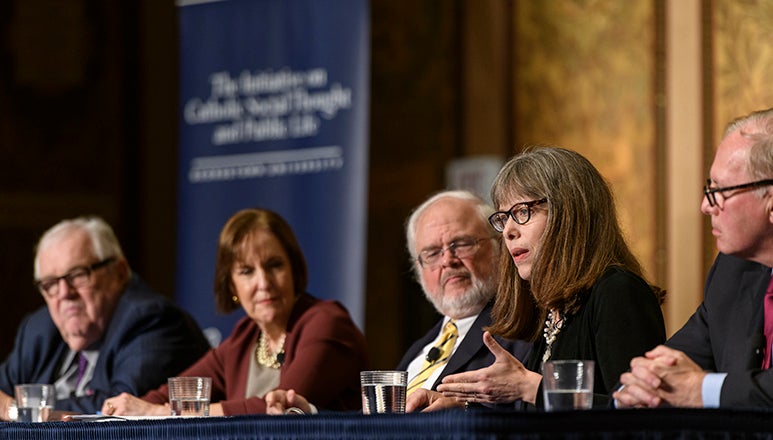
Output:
(615, 107), (773, 408)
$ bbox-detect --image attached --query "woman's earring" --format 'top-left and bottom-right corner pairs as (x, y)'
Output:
(232, 295), (239, 304)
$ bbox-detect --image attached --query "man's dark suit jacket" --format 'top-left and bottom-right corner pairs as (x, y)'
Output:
(666, 252), (773, 408)
(0, 275), (211, 413)
(396, 302), (532, 392)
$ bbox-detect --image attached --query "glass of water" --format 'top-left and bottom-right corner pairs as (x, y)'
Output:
(542, 360), (594, 411)
(14, 384), (55, 422)
(168, 376), (211, 416)
(360, 370), (407, 414)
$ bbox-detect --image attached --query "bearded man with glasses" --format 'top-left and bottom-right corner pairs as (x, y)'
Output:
(616, 107), (773, 409)
(401, 190), (531, 408)
(264, 190), (531, 415)
(0, 216), (210, 420)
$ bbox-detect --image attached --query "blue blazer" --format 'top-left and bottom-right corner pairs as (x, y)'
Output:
(0, 275), (211, 413)
(667, 253), (773, 407)
(396, 302), (532, 391)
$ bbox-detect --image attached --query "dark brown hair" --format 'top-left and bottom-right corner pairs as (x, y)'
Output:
(213, 208), (308, 313)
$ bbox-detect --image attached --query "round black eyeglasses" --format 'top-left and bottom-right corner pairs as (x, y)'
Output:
(488, 198), (548, 232)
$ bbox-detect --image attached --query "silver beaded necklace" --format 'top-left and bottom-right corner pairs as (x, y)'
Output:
(541, 309), (564, 367)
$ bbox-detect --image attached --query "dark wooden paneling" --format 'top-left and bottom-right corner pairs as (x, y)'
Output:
(0, 1), (139, 357)
(367, 0), (464, 368)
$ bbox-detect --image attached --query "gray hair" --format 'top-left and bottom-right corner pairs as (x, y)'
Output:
(724, 108), (773, 182)
(34, 216), (125, 279)
(405, 189), (497, 262)
(405, 190), (501, 317)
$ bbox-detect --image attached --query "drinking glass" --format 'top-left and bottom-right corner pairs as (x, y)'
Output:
(168, 376), (212, 416)
(360, 370), (407, 414)
(14, 384), (55, 422)
(542, 360), (594, 411)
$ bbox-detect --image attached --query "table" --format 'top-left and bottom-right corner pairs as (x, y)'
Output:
(4, 407), (773, 439)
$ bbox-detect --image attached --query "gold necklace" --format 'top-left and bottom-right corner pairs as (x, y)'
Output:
(541, 309), (564, 367)
(255, 332), (286, 369)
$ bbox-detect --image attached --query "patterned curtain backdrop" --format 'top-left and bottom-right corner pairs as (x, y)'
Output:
(708, 0), (773, 267)
(512, 1), (658, 278)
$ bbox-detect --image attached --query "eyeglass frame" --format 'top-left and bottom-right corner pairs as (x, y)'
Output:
(34, 257), (117, 297)
(488, 198), (548, 232)
(417, 237), (490, 269)
(703, 178), (773, 207)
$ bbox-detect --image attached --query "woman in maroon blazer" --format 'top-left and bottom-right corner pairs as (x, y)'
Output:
(101, 208), (369, 416)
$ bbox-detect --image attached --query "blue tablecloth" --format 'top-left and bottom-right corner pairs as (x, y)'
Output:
(4, 407), (773, 439)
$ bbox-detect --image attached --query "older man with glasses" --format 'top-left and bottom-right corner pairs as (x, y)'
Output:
(400, 191), (531, 406)
(615, 107), (773, 409)
(0, 216), (210, 419)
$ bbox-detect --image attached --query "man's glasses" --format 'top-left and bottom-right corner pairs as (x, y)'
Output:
(417, 238), (488, 269)
(703, 179), (773, 208)
(35, 257), (116, 297)
(488, 198), (548, 232)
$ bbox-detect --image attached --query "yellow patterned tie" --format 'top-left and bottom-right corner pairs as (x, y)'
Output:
(407, 320), (458, 395)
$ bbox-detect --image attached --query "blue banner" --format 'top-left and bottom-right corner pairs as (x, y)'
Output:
(176, 0), (369, 343)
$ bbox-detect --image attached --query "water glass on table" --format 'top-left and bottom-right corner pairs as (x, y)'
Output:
(168, 376), (211, 416)
(14, 384), (55, 422)
(542, 360), (594, 412)
(360, 370), (407, 414)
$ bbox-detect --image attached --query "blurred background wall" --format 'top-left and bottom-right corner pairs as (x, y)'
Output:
(0, 0), (772, 370)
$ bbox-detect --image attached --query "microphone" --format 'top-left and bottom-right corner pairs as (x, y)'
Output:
(277, 351), (285, 366)
(751, 334), (765, 361)
(426, 347), (442, 363)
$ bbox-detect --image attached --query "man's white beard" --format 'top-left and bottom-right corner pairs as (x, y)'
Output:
(424, 274), (496, 320)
